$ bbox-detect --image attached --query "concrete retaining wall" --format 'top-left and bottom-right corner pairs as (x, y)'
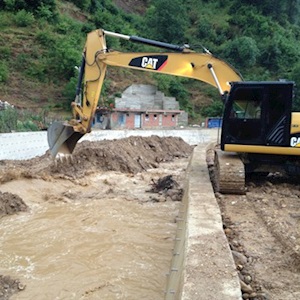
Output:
(165, 144), (242, 299)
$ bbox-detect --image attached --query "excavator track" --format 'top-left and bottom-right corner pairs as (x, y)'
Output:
(213, 148), (245, 194)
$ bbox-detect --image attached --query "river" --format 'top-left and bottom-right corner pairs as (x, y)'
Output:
(0, 161), (185, 299)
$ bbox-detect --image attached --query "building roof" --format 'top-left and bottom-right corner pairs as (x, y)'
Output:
(112, 108), (183, 114)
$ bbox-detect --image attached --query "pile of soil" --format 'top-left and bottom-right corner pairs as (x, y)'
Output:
(0, 136), (193, 183)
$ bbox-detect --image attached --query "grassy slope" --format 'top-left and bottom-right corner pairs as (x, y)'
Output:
(0, 1), (162, 114)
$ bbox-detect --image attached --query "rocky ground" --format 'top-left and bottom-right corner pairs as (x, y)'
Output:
(209, 169), (300, 300)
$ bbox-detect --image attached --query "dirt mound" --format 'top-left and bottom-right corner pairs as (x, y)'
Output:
(0, 136), (193, 182)
(51, 136), (192, 178)
(0, 191), (28, 217)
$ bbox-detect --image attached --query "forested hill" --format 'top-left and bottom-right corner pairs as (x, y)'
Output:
(0, 0), (300, 126)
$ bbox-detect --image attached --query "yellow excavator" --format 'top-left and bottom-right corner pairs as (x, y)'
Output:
(47, 29), (300, 193)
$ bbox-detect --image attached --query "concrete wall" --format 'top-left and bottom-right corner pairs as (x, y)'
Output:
(165, 144), (242, 299)
(0, 129), (219, 160)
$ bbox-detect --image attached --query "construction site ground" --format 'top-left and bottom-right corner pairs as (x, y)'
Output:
(0, 136), (299, 299)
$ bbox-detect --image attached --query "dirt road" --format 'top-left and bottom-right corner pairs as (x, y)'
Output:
(212, 172), (300, 300)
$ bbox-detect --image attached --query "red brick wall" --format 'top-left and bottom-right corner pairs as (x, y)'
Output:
(142, 113), (159, 128)
(142, 113), (177, 128)
(162, 114), (177, 127)
(110, 112), (178, 129)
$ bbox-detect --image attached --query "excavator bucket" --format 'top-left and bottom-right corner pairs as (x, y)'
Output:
(47, 122), (84, 157)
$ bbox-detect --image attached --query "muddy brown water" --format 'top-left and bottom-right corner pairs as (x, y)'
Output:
(0, 162), (186, 299)
(0, 136), (193, 299)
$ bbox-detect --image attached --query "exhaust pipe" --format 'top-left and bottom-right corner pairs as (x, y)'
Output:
(47, 122), (84, 157)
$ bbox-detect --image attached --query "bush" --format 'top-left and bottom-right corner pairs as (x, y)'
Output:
(15, 9), (35, 27)
(0, 108), (17, 132)
(0, 11), (14, 27)
(0, 62), (8, 82)
(25, 60), (47, 81)
(35, 29), (56, 46)
(0, 46), (11, 60)
(17, 120), (39, 131)
(15, 53), (30, 70)
(36, 3), (55, 21)
(63, 76), (78, 105)
(201, 100), (224, 118)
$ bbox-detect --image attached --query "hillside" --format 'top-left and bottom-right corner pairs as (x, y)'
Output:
(1, 0), (300, 130)
(0, 1), (149, 103)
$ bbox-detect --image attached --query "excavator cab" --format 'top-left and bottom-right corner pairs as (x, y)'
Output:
(221, 81), (294, 150)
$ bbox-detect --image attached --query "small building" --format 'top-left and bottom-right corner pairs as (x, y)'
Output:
(110, 108), (183, 129)
(93, 84), (188, 129)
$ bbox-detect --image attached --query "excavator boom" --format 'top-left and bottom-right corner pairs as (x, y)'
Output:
(47, 29), (242, 157)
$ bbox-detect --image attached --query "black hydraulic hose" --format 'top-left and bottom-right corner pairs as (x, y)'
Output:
(75, 56), (86, 97)
(129, 36), (186, 52)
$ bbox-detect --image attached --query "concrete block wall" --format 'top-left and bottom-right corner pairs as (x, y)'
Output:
(115, 84), (180, 111)
(178, 112), (188, 126)
(163, 97), (179, 110)
(123, 84), (157, 96)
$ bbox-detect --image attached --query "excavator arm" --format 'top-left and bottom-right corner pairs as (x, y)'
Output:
(47, 29), (242, 157)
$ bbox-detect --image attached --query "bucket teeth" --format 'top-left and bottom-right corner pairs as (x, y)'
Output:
(53, 153), (74, 167)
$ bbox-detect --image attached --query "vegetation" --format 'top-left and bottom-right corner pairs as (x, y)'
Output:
(0, 0), (300, 130)
(0, 107), (44, 132)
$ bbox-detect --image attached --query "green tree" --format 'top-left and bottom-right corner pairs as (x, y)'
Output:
(290, 62), (300, 111)
(144, 0), (188, 44)
(201, 100), (223, 118)
(223, 36), (259, 70)
(236, 0), (300, 23)
(0, 0), (55, 11)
